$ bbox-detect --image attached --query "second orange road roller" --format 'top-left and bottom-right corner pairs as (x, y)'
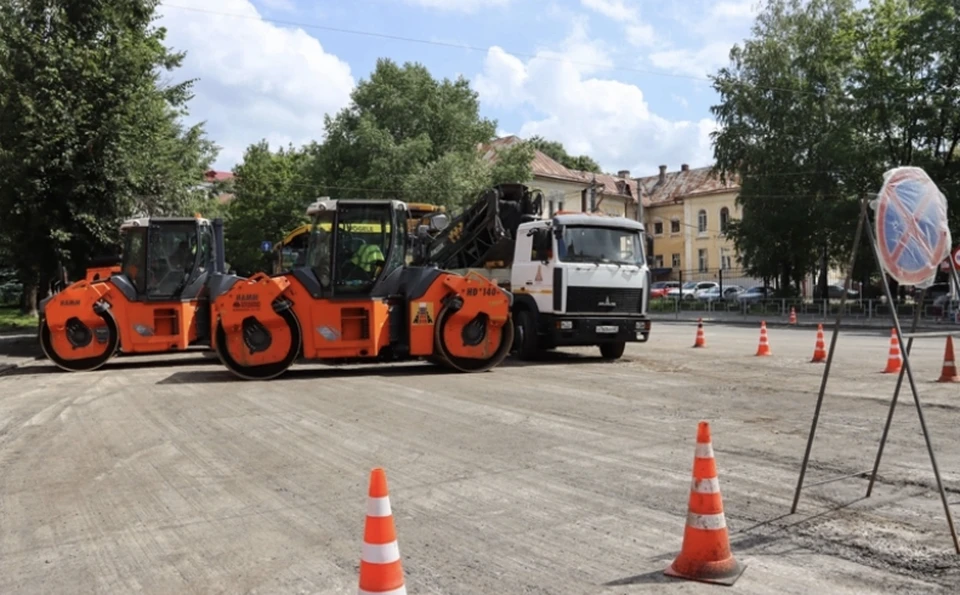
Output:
(211, 197), (515, 379)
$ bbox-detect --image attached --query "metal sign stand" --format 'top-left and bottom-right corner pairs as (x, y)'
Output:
(791, 194), (960, 554)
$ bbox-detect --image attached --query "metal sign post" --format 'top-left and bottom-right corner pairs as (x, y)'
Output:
(791, 168), (960, 554)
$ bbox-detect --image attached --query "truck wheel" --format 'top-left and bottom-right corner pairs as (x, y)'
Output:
(598, 341), (626, 360)
(514, 309), (539, 360)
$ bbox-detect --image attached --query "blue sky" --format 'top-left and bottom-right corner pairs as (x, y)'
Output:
(157, 0), (761, 177)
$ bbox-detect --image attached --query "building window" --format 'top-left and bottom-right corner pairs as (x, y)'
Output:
(698, 209), (707, 233)
(548, 200), (555, 216)
(720, 247), (732, 270)
(654, 219), (663, 235)
(698, 249), (708, 272)
(672, 253), (681, 268)
(720, 207), (730, 233)
(655, 254), (664, 268)
(670, 219), (681, 234)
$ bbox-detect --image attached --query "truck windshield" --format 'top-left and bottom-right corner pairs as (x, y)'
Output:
(557, 225), (643, 265)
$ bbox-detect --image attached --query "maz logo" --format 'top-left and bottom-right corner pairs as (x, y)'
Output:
(598, 296), (617, 307)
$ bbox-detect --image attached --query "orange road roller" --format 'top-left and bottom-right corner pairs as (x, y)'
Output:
(39, 215), (228, 371)
(211, 198), (515, 379)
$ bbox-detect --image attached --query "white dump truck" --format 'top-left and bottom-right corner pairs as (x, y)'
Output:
(414, 183), (652, 360)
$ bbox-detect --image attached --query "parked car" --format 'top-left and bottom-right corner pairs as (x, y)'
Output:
(667, 281), (718, 300)
(737, 285), (775, 304)
(650, 281), (680, 299)
(697, 285), (745, 303)
(813, 283), (860, 300)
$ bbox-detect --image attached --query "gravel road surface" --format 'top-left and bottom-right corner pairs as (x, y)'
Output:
(1, 321), (959, 594)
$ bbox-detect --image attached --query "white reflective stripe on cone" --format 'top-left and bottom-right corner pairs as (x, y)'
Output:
(687, 511), (727, 530)
(367, 496), (392, 518)
(944, 361), (955, 366)
(687, 512), (727, 530)
(358, 586), (407, 595)
(694, 443), (714, 459)
(690, 477), (720, 494)
(362, 541), (401, 564)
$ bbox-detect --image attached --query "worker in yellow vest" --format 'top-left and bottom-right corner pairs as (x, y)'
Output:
(350, 242), (386, 277)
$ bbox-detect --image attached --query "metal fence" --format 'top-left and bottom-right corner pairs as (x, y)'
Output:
(649, 295), (960, 324)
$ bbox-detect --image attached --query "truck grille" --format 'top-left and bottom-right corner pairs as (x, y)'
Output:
(566, 287), (643, 314)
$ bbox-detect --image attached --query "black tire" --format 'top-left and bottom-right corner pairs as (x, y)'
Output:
(599, 341), (626, 360)
(40, 308), (120, 372)
(513, 309), (539, 361)
(214, 307), (302, 380)
(434, 303), (514, 373)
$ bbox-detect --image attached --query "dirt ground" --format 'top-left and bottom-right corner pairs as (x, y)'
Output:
(1, 321), (959, 594)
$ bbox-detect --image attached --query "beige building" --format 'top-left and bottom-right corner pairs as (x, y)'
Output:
(637, 164), (742, 280)
(479, 136), (646, 220)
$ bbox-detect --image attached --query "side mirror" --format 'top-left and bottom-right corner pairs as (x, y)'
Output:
(646, 255), (655, 267)
(428, 213), (450, 232)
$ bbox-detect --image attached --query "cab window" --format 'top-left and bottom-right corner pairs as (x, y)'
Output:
(146, 222), (198, 298)
(121, 228), (147, 292)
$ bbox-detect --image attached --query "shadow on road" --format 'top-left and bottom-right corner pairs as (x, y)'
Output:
(156, 361), (454, 384)
(2, 353), (216, 377)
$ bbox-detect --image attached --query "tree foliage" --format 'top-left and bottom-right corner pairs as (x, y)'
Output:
(527, 135), (601, 173)
(711, 0), (960, 292)
(224, 141), (318, 276)
(0, 0), (216, 313)
(309, 58), (533, 207)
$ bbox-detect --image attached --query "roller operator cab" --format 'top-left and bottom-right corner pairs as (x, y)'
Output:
(39, 216), (227, 372)
(509, 212), (652, 360)
(211, 198), (515, 380)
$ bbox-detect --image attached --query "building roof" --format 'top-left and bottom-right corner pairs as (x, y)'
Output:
(204, 169), (235, 183)
(638, 164), (740, 205)
(480, 135), (645, 205)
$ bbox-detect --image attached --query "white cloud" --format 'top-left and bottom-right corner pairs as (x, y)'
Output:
(157, 0), (355, 169)
(579, 0), (655, 47)
(709, 0), (761, 19)
(256, 0), (297, 12)
(473, 30), (717, 178)
(580, 0), (635, 21)
(401, 0), (511, 12)
(648, 41), (736, 78)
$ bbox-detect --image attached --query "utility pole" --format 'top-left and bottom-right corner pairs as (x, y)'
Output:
(635, 176), (644, 223)
(589, 174), (597, 212)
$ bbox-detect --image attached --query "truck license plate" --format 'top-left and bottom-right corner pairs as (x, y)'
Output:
(596, 325), (619, 334)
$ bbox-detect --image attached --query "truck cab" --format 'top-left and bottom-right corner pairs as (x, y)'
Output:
(508, 212), (651, 360)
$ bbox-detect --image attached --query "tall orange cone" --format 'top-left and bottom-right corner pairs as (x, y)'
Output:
(788, 307), (797, 325)
(811, 324), (827, 363)
(883, 328), (901, 374)
(358, 468), (406, 595)
(937, 336), (960, 382)
(755, 321), (771, 356)
(664, 421), (745, 585)
(693, 318), (706, 348)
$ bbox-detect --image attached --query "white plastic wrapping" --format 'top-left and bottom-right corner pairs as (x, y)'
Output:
(873, 166), (951, 288)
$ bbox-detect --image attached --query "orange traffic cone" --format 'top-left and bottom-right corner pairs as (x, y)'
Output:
(937, 336), (960, 382)
(664, 421), (745, 585)
(883, 328), (901, 374)
(788, 307), (797, 325)
(693, 318), (706, 348)
(811, 324), (827, 363)
(358, 468), (406, 595)
(755, 321), (771, 356)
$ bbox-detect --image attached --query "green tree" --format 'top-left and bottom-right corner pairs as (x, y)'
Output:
(527, 135), (601, 173)
(225, 141), (317, 276)
(311, 58), (532, 207)
(848, 0), (960, 227)
(0, 0), (216, 314)
(710, 0), (861, 293)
